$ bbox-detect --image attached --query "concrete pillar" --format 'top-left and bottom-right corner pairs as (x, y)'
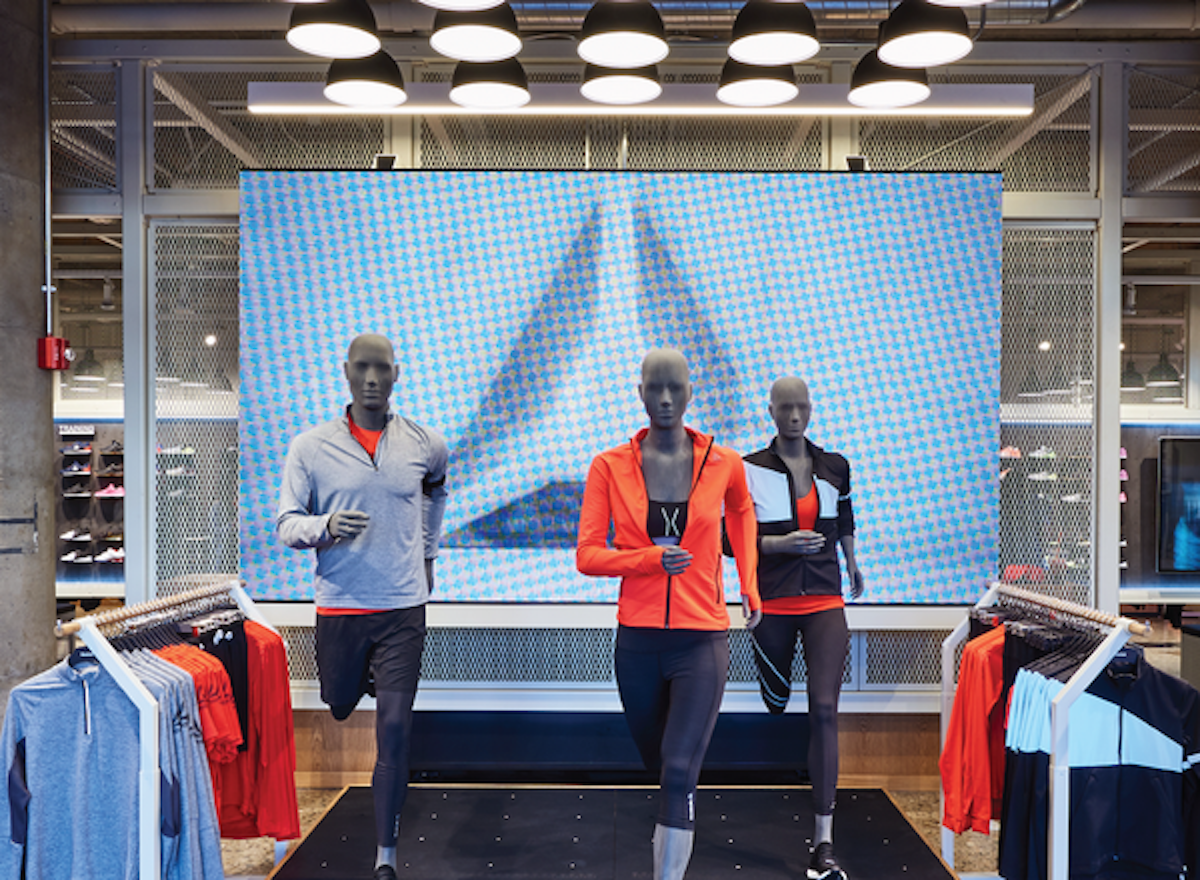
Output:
(0, 0), (58, 690)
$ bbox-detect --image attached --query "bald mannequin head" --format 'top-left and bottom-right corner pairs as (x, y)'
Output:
(639, 348), (693, 430)
(344, 333), (399, 420)
(769, 375), (812, 441)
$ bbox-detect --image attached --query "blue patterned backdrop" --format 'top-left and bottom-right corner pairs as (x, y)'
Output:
(240, 170), (1000, 603)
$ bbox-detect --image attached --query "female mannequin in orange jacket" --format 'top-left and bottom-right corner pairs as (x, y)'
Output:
(577, 348), (761, 880)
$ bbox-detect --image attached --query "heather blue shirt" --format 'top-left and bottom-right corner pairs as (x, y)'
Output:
(277, 409), (449, 609)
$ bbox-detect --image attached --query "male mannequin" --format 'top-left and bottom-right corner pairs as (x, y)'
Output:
(277, 334), (448, 880)
(742, 377), (863, 880)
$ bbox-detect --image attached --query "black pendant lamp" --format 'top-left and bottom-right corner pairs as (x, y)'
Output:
(716, 58), (798, 107)
(431, 4), (522, 62)
(324, 50), (407, 107)
(729, 0), (819, 66)
(877, 0), (971, 69)
(287, 0), (382, 59)
(1119, 360), (1146, 392)
(578, 0), (668, 69)
(450, 58), (531, 109)
(581, 63), (662, 105)
(848, 49), (930, 108)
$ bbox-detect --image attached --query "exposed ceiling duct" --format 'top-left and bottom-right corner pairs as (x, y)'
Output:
(49, 0), (1200, 38)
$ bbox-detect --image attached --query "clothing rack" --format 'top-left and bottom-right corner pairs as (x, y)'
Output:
(939, 582), (1149, 880)
(55, 578), (277, 880)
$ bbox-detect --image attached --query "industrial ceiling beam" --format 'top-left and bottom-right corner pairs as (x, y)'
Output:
(153, 71), (262, 168)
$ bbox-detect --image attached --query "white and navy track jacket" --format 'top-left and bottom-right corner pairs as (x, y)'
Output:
(1000, 647), (1200, 880)
(742, 439), (855, 600)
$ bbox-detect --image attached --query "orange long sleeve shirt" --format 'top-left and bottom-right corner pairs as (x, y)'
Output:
(576, 427), (761, 630)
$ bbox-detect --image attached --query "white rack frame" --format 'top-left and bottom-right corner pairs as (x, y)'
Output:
(56, 578), (278, 880)
(939, 581), (1148, 880)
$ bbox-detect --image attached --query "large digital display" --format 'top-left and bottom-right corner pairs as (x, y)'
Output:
(240, 170), (1001, 603)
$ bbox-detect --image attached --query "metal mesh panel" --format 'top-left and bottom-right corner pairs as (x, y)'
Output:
(860, 71), (1093, 191)
(1127, 66), (1200, 193)
(419, 116), (593, 169)
(422, 627), (616, 681)
(281, 625), (319, 682)
(1000, 226), (1097, 607)
(862, 630), (950, 688)
(624, 115), (823, 171)
(52, 68), (118, 191)
(152, 69), (386, 188)
(151, 222), (241, 590)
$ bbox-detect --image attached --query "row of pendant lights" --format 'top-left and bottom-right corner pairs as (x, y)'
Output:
(287, 0), (990, 110)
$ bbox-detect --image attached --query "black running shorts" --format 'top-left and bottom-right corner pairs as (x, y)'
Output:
(314, 605), (426, 708)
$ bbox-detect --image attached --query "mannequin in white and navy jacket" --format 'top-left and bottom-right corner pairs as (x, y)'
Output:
(742, 376), (863, 880)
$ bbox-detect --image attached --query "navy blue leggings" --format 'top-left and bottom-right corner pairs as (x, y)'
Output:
(615, 627), (730, 830)
(751, 607), (849, 814)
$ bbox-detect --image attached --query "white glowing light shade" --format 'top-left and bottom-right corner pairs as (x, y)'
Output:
(877, 0), (972, 68)
(431, 5), (521, 62)
(729, 0), (819, 66)
(581, 65), (662, 105)
(287, 0), (381, 59)
(717, 59), (798, 107)
(449, 60), (531, 109)
(417, 0), (505, 11)
(848, 50), (930, 108)
(578, 0), (668, 68)
(325, 51), (408, 107)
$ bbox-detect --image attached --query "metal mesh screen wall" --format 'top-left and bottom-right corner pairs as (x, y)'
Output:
(51, 68), (118, 192)
(859, 71), (1093, 192)
(151, 222), (241, 588)
(151, 69), (386, 189)
(1127, 66), (1200, 193)
(861, 630), (950, 688)
(999, 226), (1097, 608)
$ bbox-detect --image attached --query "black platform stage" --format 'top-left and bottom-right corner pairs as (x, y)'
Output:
(270, 786), (953, 880)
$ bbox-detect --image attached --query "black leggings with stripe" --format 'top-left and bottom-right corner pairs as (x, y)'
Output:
(751, 607), (849, 815)
(615, 626), (730, 830)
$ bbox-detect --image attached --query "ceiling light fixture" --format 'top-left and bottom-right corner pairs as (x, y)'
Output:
(578, 0), (668, 69)
(74, 348), (104, 383)
(848, 49), (930, 109)
(324, 50), (408, 107)
(729, 0), (819, 66)
(417, 0), (505, 12)
(877, 0), (972, 69)
(431, 4), (522, 62)
(249, 80), (1034, 116)
(100, 277), (116, 311)
(581, 63), (662, 105)
(449, 59), (531, 109)
(1147, 353), (1181, 388)
(287, 0), (381, 59)
(927, 0), (996, 6)
(716, 58), (798, 107)
(1120, 360), (1146, 392)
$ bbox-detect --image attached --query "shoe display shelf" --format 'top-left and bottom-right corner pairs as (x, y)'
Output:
(55, 421), (125, 600)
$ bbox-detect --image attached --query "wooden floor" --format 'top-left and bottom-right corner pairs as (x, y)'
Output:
(292, 711), (941, 791)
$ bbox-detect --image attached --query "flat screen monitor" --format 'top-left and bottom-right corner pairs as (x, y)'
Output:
(1158, 437), (1200, 573)
(239, 170), (1002, 604)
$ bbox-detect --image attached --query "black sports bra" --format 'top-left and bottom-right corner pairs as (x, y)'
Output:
(648, 499), (688, 546)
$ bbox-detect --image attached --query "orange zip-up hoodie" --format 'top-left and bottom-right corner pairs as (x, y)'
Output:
(576, 427), (761, 630)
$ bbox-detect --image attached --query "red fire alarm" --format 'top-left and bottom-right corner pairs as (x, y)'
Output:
(37, 337), (74, 371)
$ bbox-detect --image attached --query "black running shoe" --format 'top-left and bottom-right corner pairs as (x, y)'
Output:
(807, 841), (846, 880)
(372, 865), (398, 880)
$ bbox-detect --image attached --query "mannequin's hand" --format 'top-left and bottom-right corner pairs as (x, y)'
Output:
(660, 545), (693, 575)
(764, 530), (826, 556)
(742, 595), (762, 630)
(328, 510), (370, 539)
(848, 568), (865, 600)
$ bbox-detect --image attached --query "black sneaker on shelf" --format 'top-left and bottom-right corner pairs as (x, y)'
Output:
(102, 440), (124, 455)
(807, 842), (846, 880)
